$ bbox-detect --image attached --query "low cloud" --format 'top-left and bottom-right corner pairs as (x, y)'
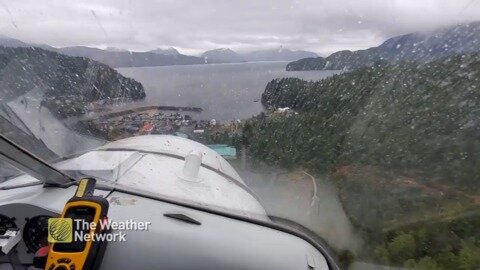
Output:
(0, 0), (479, 55)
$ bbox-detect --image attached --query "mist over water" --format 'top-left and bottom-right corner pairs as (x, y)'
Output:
(117, 62), (339, 121)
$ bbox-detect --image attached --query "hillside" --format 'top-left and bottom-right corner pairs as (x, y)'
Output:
(260, 54), (480, 182)
(287, 22), (480, 71)
(0, 46), (145, 118)
(244, 53), (480, 266)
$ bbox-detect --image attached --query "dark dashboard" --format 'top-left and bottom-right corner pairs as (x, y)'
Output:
(0, 204), (57, 264)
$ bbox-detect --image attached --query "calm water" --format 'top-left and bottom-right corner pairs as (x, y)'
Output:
(117, 62), (339, 121)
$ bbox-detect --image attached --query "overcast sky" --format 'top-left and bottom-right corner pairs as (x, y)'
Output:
(0, 0), (479, 56)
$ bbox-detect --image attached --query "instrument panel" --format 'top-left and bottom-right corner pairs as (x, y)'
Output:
(0, 214), (53, 254)
(0, 204), (57, 264)
(23, 215), (51, 253)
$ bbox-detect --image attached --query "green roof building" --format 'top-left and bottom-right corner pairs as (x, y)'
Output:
(207, 144), (237, 159)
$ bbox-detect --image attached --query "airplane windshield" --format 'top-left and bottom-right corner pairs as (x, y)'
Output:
(1, 1), (480, 269)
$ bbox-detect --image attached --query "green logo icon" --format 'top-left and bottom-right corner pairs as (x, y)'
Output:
(48, 218), (72, 243)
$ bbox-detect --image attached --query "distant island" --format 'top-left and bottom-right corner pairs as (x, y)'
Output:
(286, 22), (480, 71)
(201, 48), (245, 64)
(201, 47), (318, 64)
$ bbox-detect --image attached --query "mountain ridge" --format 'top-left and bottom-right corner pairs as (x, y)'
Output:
(287, 21), (480, 71)
(201, 48), (245, 63)
(148, 47), (180, 55)
(0, 36), (319, 67)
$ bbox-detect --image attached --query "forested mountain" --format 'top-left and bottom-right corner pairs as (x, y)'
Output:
(287, 22), (480, 71)
(259, 53), (480, 183)
(244, 53), (480, 266)
(0, 46), (145, 117)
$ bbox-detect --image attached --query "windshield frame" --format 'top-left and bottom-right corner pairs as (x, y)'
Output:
(0, 133), (74, 186)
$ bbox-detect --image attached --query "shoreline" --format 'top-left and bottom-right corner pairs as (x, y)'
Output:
(96, 105), (202, 120)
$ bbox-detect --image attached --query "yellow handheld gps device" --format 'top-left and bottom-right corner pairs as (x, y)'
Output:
(45, 178), (109, 270)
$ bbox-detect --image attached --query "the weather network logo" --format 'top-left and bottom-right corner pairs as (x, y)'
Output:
(48, 218), (73, 243)
(48, 217), (151, 243)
